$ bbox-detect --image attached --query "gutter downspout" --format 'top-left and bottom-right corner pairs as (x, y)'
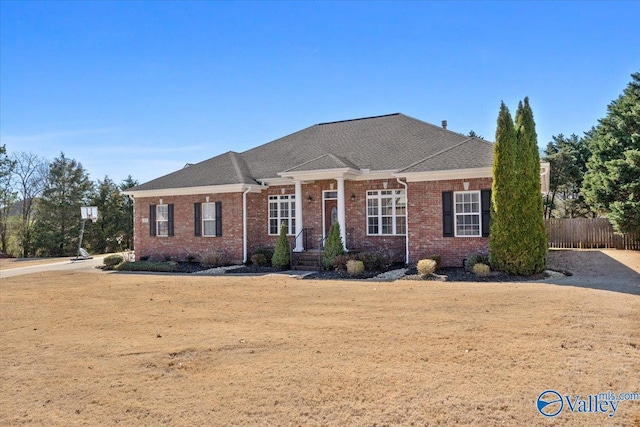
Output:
(242, 187), (251, 263)
(396, 178), (409, 265)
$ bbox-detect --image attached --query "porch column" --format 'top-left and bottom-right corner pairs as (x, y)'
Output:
(294, 180), (304, 251)
(336, 177), (347, 250)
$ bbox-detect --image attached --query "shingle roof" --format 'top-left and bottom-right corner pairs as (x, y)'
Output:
(129, 113), (494, 191)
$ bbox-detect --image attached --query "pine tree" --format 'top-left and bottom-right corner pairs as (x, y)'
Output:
(271, 222), (290, 269)
(322, 222), (345, 269)
(33, 153), (93, 256)
(85, 176), (126, 253)
(583, 72), (640, 235)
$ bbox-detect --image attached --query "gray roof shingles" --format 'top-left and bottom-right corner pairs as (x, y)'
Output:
(130, 113), (494, 191)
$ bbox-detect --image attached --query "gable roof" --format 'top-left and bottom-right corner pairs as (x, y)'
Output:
(129, 113), (494, 192)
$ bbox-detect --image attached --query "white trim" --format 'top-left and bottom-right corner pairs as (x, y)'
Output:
(294, 181), (304, 251)
(268, 194), (296, 236)
(336, 177), (347, 250)
(398, 167), (493, 183)
(156, 204), (169, 237)
(124, 184), (265, 198)
(366, 189), (407, 236)
(278, 168), (361, 181)
(201, 202), (218, 237)
(453, 190), (482, 238)
(242, 188), (251, 263)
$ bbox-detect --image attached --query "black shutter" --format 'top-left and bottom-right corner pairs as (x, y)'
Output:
(442, 191), (454, 237)
(194, 203), (202, 236)
(167, 204), (174, 237)
(481, 189), (491, 237)
(149, 205), (156, 237)
(215, 201), (222, 237)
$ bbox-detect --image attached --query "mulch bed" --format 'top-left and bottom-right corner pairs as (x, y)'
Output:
(403, 267), (549, 282)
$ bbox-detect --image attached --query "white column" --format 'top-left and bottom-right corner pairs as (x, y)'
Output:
(336, 177), (347, 250)
(294, 180), (304, 251)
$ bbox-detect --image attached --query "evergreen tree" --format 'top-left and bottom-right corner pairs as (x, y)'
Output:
(583, 72), (640, 235)
(543, 133), (591, 218)
(33, 153), (93, 256)
(119, 175), (138, 250)
(322, 222), (345, 269)
(513, 98), (547, 275)
(490, 99), (547, 275)
(85, 176), (126, 253)
(0, 145), (17, 254)
(271, 222), (290, 269)
(489, 102), (517, 273)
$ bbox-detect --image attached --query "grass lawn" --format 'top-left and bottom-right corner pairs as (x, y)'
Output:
(1, 271), (639, 426)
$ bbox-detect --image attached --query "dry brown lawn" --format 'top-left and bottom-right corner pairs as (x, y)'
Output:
(0, 257), (73, 270)
(1, 271), (639, 426)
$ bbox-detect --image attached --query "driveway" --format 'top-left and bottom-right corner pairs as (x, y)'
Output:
(544, 249), (640, 295)
(0, 255), (107, 279)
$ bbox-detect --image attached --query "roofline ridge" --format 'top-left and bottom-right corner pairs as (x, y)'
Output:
(282, 153), (332, 172)
(228, 151), (251, 183)
(317, 113), (399, 126)
(400, 137), (474, 172)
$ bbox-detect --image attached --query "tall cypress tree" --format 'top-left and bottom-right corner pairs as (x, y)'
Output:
(513, 98), (547, 274)
(489, 102), (517, 272)
(490, 99), (547, 275)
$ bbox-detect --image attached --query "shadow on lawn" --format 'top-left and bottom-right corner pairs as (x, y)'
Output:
(543, 249), (640, 296)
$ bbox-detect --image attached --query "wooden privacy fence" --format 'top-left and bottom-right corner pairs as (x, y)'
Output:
(545, 218), (640, 250)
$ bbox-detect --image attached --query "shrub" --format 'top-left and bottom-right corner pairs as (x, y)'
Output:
(251, 247), (274, 265)
(473, 263), (491, 277)
(331, 254), (356, 271)
(465, 252), (489, 272)
(116, 261), (178, 272)
(103, 254), (124, 267)
(271, 222), (290, 269)
(347, 260), (365, 277)
(185, 254), (197, 263)
(251, 253), (268, 266)
(200, 250), (231, 268)
(358, 252), (387, 271)
(426, 254), (441, 269)
(140, 255), (150, 261)
(322, 222), (345, 269)
(417, 259), (437, 277)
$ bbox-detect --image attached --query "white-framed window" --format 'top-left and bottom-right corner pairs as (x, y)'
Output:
(454, 191), (481, 237)
(202, 202), (217, 237)
(269, 194), (296, 235)
(366, 189), (406, 235)
(156, 204), (169, 237)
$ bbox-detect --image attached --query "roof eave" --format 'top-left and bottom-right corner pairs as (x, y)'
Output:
(396, 167), (493, 183)
(278, 167), (361, 181)
(123, 183), (266, 198)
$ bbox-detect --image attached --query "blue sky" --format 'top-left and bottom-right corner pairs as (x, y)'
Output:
(1, 1), (639, 185)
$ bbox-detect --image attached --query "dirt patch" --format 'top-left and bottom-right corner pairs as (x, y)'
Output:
(1, 271), (638, 426)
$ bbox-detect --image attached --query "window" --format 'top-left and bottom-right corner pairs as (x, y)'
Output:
(366, 189), (406, 235)
(156, 204), (169, 237)
(202, 203), (217, 236)
(454, 191), (481, 237)
(269, 194), (296, 235)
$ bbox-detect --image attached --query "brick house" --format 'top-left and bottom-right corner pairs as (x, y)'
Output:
(125, 113), (549, 267)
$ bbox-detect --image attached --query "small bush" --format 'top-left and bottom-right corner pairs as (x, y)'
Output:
(465, 252), (489, 272)
(347, 260), (365, 277)
(358, 252), (387, 271)
(251, 253), (268, 266)
(185, 254), (197, 263)
(331, 254), (356, 271)
(103, 254), (124, 267)
(473, 263), (491, 277)
(163, 254), (172, 262)
(426, 254), (441, 269)
(272, 223), (291, 269)
(322, 223), (345, 269)
(116, 261), (178, 272)
(417, 259), (437, 277)
(140, 255), (150, 261)
(201, 250), (231, 268)
(251, 247), (274, 265)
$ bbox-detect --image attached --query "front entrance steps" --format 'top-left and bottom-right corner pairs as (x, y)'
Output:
(292, 249), (323, 271)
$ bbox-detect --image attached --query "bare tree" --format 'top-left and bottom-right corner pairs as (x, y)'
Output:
(11, 152), (48, 257)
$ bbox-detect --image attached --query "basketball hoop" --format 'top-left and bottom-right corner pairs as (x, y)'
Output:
(81, 206), (99, 223)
